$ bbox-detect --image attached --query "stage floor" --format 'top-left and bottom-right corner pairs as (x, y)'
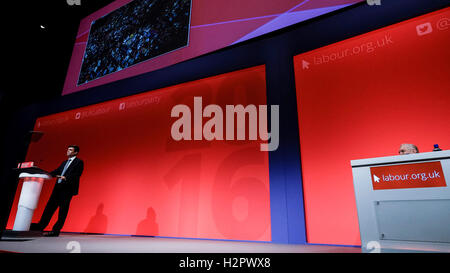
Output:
(0, 233), (361, 253)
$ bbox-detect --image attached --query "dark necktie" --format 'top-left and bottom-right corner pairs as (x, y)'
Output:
(57, 159), (72, 183)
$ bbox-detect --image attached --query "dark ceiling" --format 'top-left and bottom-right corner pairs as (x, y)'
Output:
(1, 0), (116, 109)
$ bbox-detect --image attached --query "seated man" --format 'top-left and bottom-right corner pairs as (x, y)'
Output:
(398, 143), (419, 155)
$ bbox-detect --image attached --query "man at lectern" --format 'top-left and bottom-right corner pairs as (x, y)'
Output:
(30, 145), (84, 237)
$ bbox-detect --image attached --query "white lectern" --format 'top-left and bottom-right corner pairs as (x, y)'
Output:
(351, 150), (450, 253)
(12, 167), (51, 231)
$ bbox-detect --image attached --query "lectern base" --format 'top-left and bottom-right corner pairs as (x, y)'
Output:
(12, 206), (35, 231)
(12, 176), (47, 231)
(1, 230), (43, 241)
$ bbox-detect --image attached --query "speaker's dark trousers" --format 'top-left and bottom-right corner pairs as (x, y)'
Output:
(37, 183), (73, 232)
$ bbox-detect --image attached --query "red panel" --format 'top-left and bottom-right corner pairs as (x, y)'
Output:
(294, 8), (450, 245)
(370, 161), (446, 190)
(7, 66), (271, 241)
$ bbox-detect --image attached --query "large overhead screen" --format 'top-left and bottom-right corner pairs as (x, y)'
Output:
(63, 0), (363, 95)
(78, 0), (191, 86)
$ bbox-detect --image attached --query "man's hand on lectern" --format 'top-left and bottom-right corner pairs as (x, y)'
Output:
(56, 175), (67, 181)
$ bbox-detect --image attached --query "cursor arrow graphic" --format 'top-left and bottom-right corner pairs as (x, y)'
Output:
(373, 175), (380, 183)
(302, 60), (310, 70)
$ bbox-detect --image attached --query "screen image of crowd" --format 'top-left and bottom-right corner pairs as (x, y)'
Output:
(78, 0), (191, 85)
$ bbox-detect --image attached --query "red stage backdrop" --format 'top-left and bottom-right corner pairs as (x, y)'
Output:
(294, 8), (450, 245)
(8, 65), (272, 241)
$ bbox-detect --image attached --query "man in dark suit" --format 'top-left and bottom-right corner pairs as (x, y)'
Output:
(31, 145), (84, 237)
